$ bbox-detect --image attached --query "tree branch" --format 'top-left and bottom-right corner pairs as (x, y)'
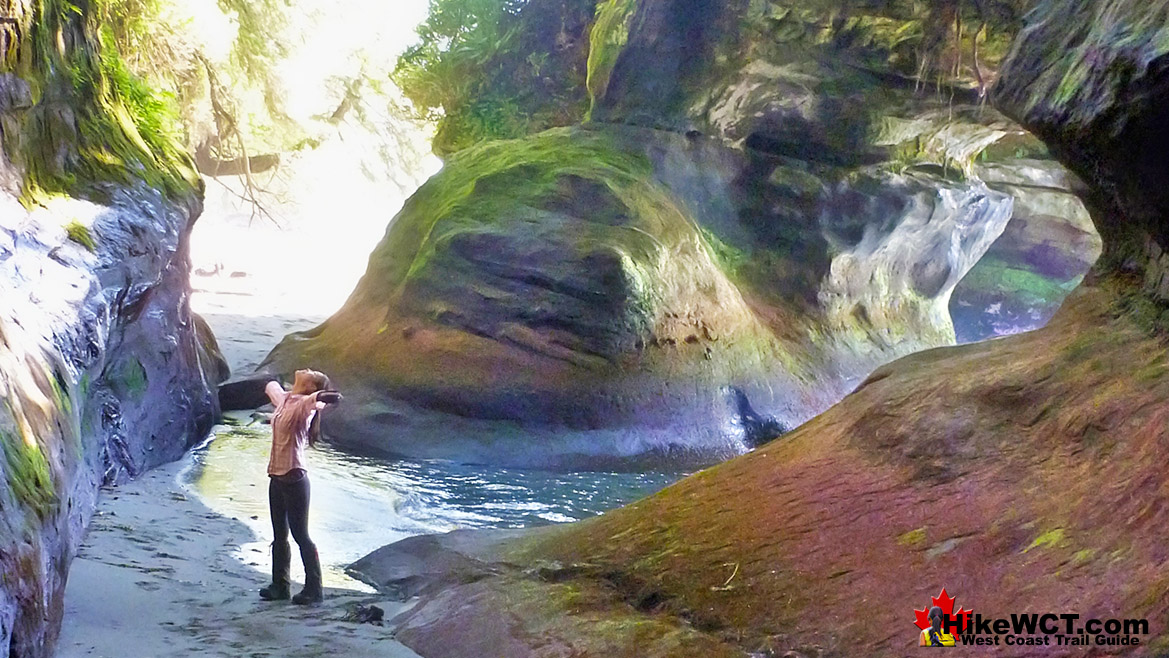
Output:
(194, 140), (279, 177)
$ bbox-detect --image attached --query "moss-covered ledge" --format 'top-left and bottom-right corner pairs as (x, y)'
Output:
(1, 0), (199, 204)
(0, 2), (217, 656)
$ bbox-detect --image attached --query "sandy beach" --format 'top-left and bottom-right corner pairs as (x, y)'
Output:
(54, 200), (667, 657)
(57, 458), (422, 658)
(58, 263), (425, 657)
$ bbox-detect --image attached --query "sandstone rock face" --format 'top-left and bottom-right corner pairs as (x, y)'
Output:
(267, 0), (1096, 468)
(378, 284), (1169, 657)
(269, 129), (807, 468)
(263, 121), (1046, 468)
(358, 4), (1169, 655)
(0, 169), (220, 657)
(0, 8), (220, 655)
(995, 0), (1169, 290)
(599, 0), (1101, 344)
(951, 159), (1102, 341)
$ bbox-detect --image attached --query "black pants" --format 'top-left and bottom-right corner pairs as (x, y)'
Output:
(268, 469), (318, 587)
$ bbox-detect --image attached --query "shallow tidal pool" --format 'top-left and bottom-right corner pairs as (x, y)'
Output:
(181, 415), (684, 587)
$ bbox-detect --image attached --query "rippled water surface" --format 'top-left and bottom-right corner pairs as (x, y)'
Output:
(181, 417), (684, 584)
(186, 223), (684, 586)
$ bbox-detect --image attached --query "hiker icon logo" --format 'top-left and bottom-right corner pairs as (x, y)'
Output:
(915, 588), (971, 647)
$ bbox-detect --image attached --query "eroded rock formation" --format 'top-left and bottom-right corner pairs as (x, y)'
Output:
(360, 0), (1169, 655)
(0, 3), (221, 655)
(266, 0), (1095, 468)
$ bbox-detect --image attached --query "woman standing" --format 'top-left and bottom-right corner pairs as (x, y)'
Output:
(259, 369), (341, 604)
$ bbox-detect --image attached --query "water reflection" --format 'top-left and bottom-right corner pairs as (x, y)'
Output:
(182, 418), (683, 586)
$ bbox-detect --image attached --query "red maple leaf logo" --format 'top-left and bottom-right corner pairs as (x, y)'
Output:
(914, 587), (973, 632)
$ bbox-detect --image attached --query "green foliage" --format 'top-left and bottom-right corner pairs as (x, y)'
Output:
(432, 96), (533, 155)
(64, 220), (97, 251)
(395, 0), (592, 155)
(215, 0), (287, 79)
(92, 0), (190, 85)
(93, 0), (282, 101)
(91, 0), (313, 177)
(95, 24), (185, 152)
(15, 0), (196, 203)
(395, 0), (525, 120)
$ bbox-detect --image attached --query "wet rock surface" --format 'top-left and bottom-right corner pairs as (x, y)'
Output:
(266, 0), (1095, 469)
(0, 175), (219, 656)
(218, 376), (278, 412)
(354, 0), (1169, 655)
(348, 529), (528, 601)
(0, 5), (219, 653)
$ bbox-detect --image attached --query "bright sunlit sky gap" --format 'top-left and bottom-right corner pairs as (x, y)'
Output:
(189, 0), (440, 334)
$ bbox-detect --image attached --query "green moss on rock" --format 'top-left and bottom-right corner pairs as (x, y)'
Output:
(897, 526), (927, 547)
(957, 256), (1079, 307)
(698, 227), (748, 278)
(585, 0), (638, 118)
(9, 0), (197, 205)
(1, 427), (56, 519)
(109, 356), (147, 400)
(1024, 527), (1067, 553)
(63, 220), (95, 251)
(485, 280), (1169, 653)
(367, 127), (657, 291)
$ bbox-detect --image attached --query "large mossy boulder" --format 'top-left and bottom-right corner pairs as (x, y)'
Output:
(355, 2), (1169, 655)
(266, 120), (1042, 467)
(268, 128), (806, 467)
(267, 0), (1095, 467)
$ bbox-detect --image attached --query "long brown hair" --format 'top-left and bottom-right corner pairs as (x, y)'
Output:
(297, 369), (331, 447)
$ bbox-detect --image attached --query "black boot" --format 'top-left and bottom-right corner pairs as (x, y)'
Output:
(292, 545), (323, 605)
(260, 540), (291, 600)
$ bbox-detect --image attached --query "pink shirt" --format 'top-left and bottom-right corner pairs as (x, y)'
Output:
(267, 390), (321, 476)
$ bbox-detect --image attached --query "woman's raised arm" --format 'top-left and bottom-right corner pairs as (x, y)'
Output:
(265, 380), (288, 406)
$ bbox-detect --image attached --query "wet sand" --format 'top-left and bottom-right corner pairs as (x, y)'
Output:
(57, 450), (421, 657)
(58, 274), (424, 657)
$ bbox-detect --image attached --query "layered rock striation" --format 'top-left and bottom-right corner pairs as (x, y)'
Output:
(267, 0), (1095, 467)
(357, 1), (1169, 655)
(0, 2), (221, 655)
